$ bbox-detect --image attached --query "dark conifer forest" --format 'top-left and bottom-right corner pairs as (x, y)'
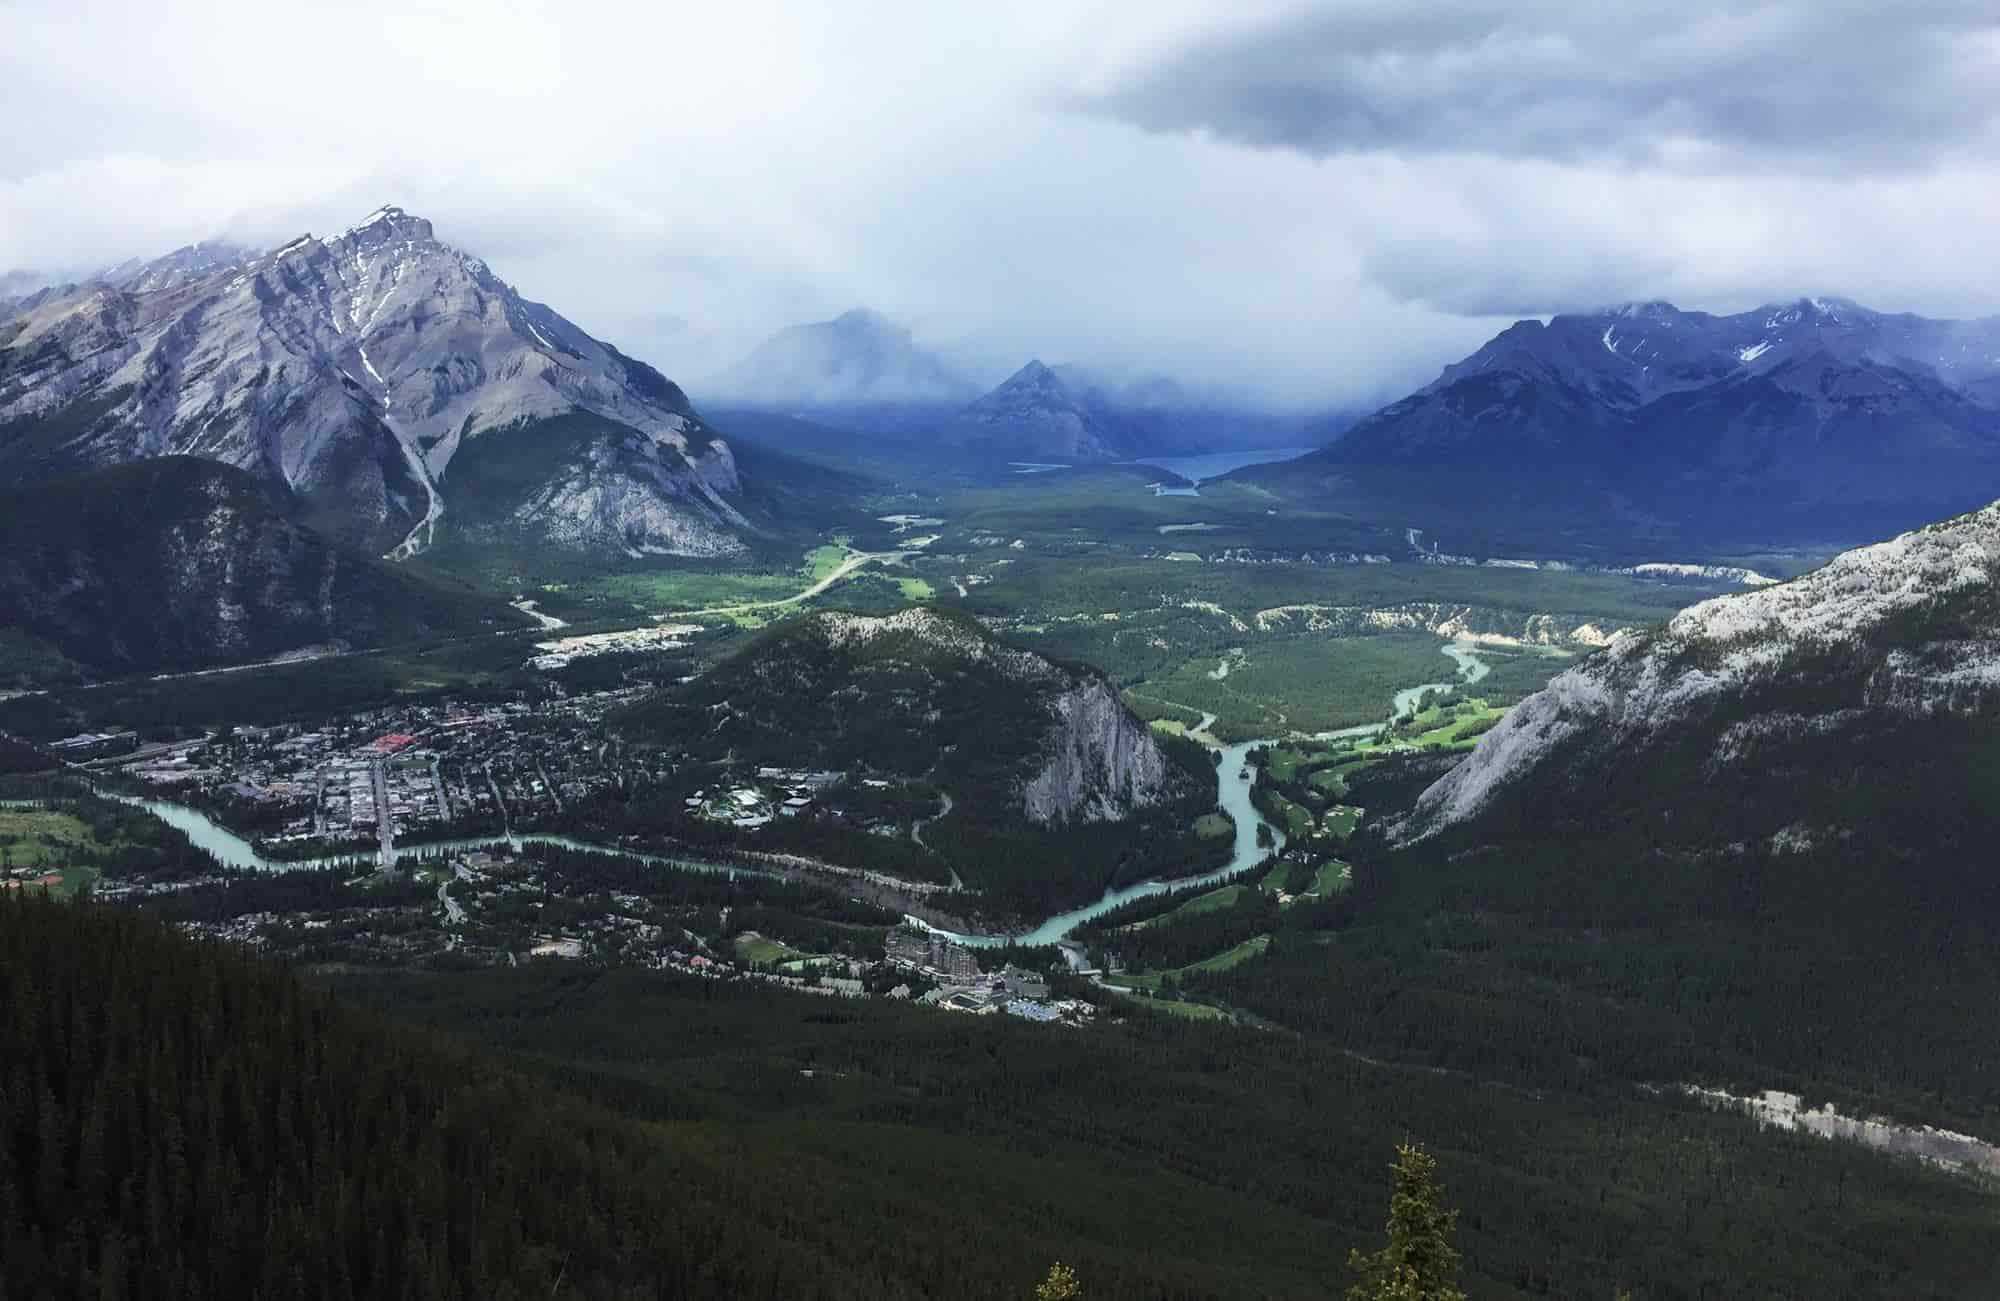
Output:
(6, 892), (1999, 1300)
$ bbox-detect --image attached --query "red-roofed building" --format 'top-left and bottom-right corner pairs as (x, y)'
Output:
(362, 733), (418, 755)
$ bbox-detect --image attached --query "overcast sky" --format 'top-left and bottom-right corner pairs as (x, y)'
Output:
(5, 0), (2000, 406)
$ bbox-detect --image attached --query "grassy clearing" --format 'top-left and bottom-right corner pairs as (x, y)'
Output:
(0, 809), (103, 869)
(893, 576), (936, 601)
(1135, 634), (1472, 742)
(1265, 792), (1316, 840)
(1115, 992), (1233, 1021)
(733, 933), (809, 967)
(1310, 859), (1351, 896)
(587, 540), (865, 617)
(1192, 812), (1233, 840)
(1189, 935), (1271, 972)
(1118, 935), (1273, 989)
(1268, 746), (1346, 783)
(1345, 695), (1509, 758)
(1307, 768), (1349, 797)
(1134, 884), (1246, 930)
(593, 568), (800, 612)
(55, 866), (100, 896)
(1322, 805), (1363, 841)
(804, 543), (850, 582)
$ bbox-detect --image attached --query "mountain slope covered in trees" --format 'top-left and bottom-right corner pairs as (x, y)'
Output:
(9, 889), (1997, 1301)
(0, 458), (519, 683)
(1198, 501), (2000, 1142)
(609, 608), (1219, 913)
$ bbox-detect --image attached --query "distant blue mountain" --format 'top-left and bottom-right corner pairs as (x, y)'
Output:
(1245, 297), (2000, 542)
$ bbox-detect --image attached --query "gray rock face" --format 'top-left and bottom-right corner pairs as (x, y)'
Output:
(98, 241), (256, 294)
(1023, 677), (1173, 823)
(0, 207), (745, 557)
(1331, 296), (2000, 489)
(1402, 498), (2000, 839)
(953, 360), (1138, 461)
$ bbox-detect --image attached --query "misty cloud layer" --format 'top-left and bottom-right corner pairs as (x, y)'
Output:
(4, 1), (2000, 409)
(1079, 2), (2000, 171)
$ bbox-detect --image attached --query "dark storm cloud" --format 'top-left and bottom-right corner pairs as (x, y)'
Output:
(1078, 2), (2000, 170)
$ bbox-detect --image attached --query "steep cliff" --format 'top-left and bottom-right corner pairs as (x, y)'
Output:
(1023, 677), (1173, 822)
(1402, 498), (2000, 841)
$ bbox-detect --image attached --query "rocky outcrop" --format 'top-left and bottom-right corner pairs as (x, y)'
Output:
(950, 361), (1138, 461)
(1023, 678), (1173, 823)
(1250, 600), (1623, 647)
(1402, 499), (2000, 839)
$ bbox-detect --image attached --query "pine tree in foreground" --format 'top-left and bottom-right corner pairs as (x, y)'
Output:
(1346, 1142), (1466, 1301)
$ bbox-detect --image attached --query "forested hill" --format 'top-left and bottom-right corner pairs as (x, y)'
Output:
(1267, 501), (2000, 1133)
(0, 457), (519, 684)
(610, 607), (1220, 913)
(0, 893), (981, 1299)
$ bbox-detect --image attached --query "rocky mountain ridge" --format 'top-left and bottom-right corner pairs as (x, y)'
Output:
(1225, 294), (2000, 551)
(0, 207), (746, 558)
(1403, 498), (2000, 838)
(1322, 296), (2000, 506)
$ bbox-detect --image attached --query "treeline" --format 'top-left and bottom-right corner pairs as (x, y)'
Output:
(333, 958), (2000, 1300)
(0, 892), (1000, 1299)
(0, 782), (222, 882)
(1104, 888), (1281, 974)
(0, 633), (539, 743)
(507, 841), (900, 959)
(514, 841), (902, 928)
(607, 617), (1228, 918)
(1214, 709), (2000, 1140)
(9, 889), (1999, 1298)
(1091, 884), (1352, 976)
(137, 866), (434, 924)
(544, 756), (1230, 921)
(1073, 862), (1270, 934)
(0, 729), (54, 773)
(545, 782), (957, 887)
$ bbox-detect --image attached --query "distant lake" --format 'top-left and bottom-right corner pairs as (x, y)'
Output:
(1126, 447), (1313, 493)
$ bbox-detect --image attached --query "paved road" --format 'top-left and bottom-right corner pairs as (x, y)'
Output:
(509, 598), (568, 631)
(59, 542), (895, 700)
(484, 763), (509, 831)
(370, 760), (395, 868)
(438, 868), (467, 926)
(911, 791), (964, 889)
(535, 757), (564, 811)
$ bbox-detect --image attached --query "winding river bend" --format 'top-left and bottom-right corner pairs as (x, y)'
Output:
(87, 640), (1491, 947)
